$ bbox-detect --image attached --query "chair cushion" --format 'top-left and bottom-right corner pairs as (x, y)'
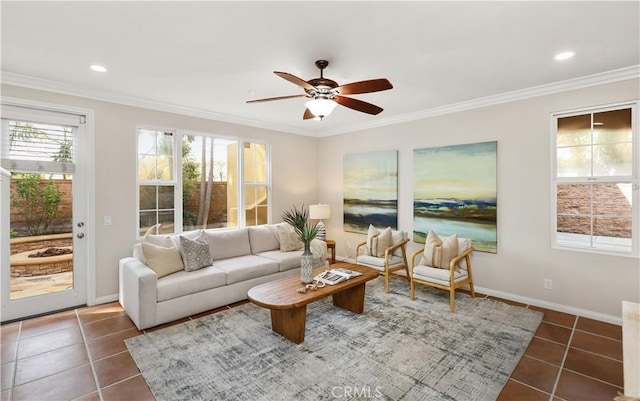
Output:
(367, 225), (392, 257)
(413, 264), (468, 286)
(423, 231), (458, 269)
(357, 254), (405, 271)
(391, 230), (407, 257)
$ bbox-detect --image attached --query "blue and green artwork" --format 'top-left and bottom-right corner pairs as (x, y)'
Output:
(344, 150), (398, 234)
(413, 141), (497, 253)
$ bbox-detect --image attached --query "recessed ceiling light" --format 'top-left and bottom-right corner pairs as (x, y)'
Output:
(90, 64), (107, 72)
(554, 51), (575, 61)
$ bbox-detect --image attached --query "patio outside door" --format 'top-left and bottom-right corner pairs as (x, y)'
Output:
(1, 103), (88, 321)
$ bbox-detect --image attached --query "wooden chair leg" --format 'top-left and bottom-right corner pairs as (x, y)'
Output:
(410, 279), (415, 300)
(449, 289), (456, 313)
(384, 273), (389, 293)
(469, 281), (476, 298)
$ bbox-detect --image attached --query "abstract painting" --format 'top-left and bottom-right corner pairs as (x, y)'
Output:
(344, 150), (398, 234)
(413, 141), (497, 253)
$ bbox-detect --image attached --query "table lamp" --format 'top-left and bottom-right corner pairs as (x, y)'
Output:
(309, 204), (330, 241)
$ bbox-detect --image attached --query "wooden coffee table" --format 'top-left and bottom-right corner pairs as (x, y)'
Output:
(247, 262), (378, 343)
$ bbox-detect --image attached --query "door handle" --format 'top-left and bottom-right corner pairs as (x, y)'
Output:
(77, 233), (85, 239)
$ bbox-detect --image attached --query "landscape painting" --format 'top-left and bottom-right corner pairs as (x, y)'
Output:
(344, 150), (398, 234)
(413, 141), (497, 253)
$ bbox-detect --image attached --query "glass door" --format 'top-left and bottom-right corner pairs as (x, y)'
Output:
(1, 106), (87, 321)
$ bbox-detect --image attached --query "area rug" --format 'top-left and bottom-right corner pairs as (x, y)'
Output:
(126, 278), (542, 401)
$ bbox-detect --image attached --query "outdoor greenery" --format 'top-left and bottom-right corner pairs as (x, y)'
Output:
(11, 173), (62, 236)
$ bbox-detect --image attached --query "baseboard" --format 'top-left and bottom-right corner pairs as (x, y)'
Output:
(474, 286), (622, 326)
(342, 256), (622, 326)
(93, 293), (119, 306)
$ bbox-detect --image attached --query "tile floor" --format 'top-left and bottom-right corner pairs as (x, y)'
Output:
(1, 294), (623, 401)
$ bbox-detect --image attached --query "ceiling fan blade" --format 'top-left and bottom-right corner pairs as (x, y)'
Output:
(334, 95), (383, 115)
(246, 94), (306, 103)
(274, 71), (315, 91)
(335, 78), (393, 95)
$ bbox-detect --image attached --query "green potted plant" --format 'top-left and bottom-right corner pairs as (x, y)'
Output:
(282, 204), (319, 283)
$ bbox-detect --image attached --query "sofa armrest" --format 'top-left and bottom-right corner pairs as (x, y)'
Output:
(119, 257), (158, 330)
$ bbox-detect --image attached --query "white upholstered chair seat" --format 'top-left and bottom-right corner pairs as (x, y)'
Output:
(412, 265), (468, 286)
(356, 254), (405, 270)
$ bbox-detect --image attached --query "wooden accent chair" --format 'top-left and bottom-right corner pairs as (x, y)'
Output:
(410, 237), (476, 312)
(355, 229), (410, 293)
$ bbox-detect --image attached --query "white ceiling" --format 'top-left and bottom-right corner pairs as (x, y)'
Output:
(1, 1), (639, 137)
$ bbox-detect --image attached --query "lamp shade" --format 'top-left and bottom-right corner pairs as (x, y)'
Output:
(305, 98), (338, 118)
(309, 204), (330, 220)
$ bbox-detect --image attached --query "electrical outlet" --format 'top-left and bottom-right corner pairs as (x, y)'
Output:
(544, 279), (552, 290)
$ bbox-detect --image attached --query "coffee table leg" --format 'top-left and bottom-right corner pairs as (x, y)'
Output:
(270, 306), (306, 344)
(333, 283), (366, 313)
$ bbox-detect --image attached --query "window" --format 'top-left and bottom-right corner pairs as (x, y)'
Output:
(137, 129), (176, 236)
(552, 103), (638, 256)
(137, 128), (270, 237)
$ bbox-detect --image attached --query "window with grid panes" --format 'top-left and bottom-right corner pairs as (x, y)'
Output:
(552, 103), (638, 256)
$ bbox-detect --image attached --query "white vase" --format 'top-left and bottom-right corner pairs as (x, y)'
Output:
(300, 242), (314, 284)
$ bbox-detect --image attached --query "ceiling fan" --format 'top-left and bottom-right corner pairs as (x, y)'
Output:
(246, 60), (393, 120)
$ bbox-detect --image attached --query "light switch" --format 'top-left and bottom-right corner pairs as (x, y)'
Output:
(104, 216), (112, 226)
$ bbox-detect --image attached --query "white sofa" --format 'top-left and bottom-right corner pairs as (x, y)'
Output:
(119, 224), (327, 330)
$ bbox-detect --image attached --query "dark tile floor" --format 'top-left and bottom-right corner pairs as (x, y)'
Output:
(1, 294), (623, 401)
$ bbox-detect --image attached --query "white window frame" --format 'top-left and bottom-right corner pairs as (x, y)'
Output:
(136, 127), (180, 238)
(135, 126), (271, 238)
(550, 101), (639, 257)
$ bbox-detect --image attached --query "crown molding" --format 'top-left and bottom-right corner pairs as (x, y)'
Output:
(0, 72), (307, 136)
(3, 65), (639, 138)
(319, 65), (640, 137)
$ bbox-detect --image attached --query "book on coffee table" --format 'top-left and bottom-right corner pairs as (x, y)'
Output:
(315, 268), (363, 285)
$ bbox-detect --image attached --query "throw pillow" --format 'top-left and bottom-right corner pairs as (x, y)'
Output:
(277, 224), (303, 252)
(366, 225), (393, 257)
(141, 242), (184, 278)
(422, 230), (459, 269)
(180, 231), (212, 272)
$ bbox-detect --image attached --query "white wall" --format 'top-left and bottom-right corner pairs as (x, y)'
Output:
(3, 79), (638, 321)
(2, 84), (319, 301)
(318, 79), (640, 320)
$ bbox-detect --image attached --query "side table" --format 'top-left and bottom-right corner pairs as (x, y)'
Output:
(325, 239), (336, 265)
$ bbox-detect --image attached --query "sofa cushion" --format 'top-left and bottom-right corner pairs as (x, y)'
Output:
(205, 228), (251, 261)
(157, 265), (227, 302)
(141, 242), (184, 278)
(212, 255), (279, 284)
(179, 231), (212, 272)
(256, 250), (303, 272)
(248, 225), (280, 253)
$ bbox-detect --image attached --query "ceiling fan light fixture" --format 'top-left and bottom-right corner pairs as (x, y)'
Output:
(305, 98), (338, 119)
